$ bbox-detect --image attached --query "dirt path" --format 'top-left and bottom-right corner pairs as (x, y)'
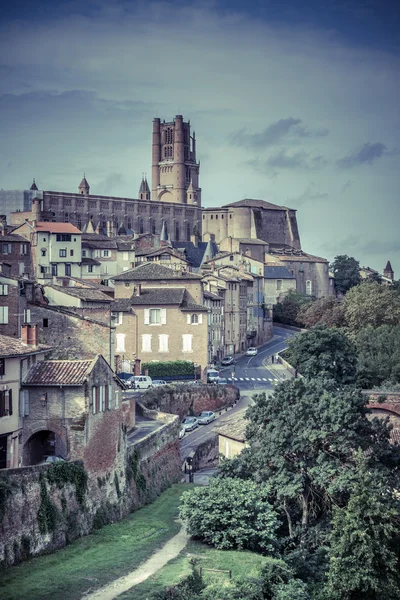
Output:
(81, 522), (189, 600)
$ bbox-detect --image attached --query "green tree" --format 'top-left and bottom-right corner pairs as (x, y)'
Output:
(273, 290), (311, 327)
(342, 281), (400, 335)
(297, 296), (346, 329)
(179, 478), (278, 552)
(355, 325), (400, 388)
(330, 255), (361, 295)
(245, 379), (394, 538)
(285, 324), (357, 384)
(325, 454), (400, 600)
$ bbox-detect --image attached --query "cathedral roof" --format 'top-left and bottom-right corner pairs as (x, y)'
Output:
(222, 198), (293, 211)
(385, 261), (393, 272)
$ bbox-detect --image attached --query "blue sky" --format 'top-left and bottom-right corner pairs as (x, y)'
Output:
(1, 0), (399, 274)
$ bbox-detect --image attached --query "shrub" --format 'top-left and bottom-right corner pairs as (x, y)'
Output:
(142, 360), (195, 378)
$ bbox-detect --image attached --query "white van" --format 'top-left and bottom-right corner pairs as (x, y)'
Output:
(207, 370), (220, 384)
(127, 375), (153, 389)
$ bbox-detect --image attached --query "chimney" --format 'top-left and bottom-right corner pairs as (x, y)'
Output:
(190, 234), (198, 248)
(21, 324), (38, 346)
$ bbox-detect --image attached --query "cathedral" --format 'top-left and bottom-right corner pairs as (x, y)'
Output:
(8, 115), (203, 243)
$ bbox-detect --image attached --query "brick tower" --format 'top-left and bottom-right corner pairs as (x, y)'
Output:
(151, 115), (201, 205)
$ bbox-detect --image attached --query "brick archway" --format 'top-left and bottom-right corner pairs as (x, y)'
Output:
(23, 426), (68, 466)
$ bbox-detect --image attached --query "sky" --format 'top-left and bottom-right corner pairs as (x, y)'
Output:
(0, 0), (399, 275)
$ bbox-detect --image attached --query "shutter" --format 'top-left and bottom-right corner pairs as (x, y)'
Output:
(4, 306), (8, 324)
(144, 309), (150, 324)
(187, 314), (191, 324)
(161, 308), (166, 324)
(8, 389), (12, 416)
(108, 384), (113, 409)
(4, 284), (8, 295)
(0, 392), (4, 417)
(24, 391), (29, 416)
(198, 314), (203, 324)
(115, 390), (119, 408)
(105, 385), (109, 410)
(92, 386), (96, 414)
(96, 387), (100, 413)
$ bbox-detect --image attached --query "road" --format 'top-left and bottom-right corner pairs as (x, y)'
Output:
(180, 325), (297, 459)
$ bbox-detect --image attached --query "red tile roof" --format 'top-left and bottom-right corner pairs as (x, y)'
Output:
(35, 222), (82, 234)
(24, 358), (95, 385)
(0, 334), (52, 358)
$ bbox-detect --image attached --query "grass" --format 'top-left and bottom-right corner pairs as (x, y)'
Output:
(0, 484), (194, 600)
(120, 538), (270, 600)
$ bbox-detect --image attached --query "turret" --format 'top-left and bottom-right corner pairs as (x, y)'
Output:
(30, 178), (38, 191)
(384, 260), (394, 281)
(151, 118), (161, 199)
(78, 174), (90, 195)
(139, 175), (150, 200)
(186, 178), (198, 205)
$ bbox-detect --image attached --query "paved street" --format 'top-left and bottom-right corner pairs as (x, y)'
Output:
(180, 325), (297, 459)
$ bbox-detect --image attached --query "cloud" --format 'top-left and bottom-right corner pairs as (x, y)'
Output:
(266, 150), (327, 170)
(96, 173), (126, 196)
(288, 183), (329, 207)
(231, 117), (328, 148)
(337, 142), (391, 168)
(340, 180), (353, 194)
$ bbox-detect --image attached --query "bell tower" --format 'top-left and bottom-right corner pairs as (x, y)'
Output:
(151, 115), (201, 205)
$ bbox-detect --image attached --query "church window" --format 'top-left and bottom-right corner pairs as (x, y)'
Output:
(164, 145), (173, 158)
(64, 213), (69, 222)
(175, 222), (180, 241)
(186, 166), (191, 183)
(152, 219), (156, 234)
(306, 280), (312, 296)
(186, 223), (191, 241)
(139, 218), (144, 234)
(184, 146), (189, 160)
(127, 219), (132, 230)
(165, 127), (173, 144)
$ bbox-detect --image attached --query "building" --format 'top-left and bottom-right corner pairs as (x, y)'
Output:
(0, 327), (51, 469)
(203, 290), (224, 364)
(0, 228), (32, 278)
(21, 354), (126, 469)
(0, 274), (32, 339)
(12, 221), (82, 280)
(217, 411), (247, 460)
(263, 265), (296, 305)
(111, 263), (208, 375)
(81, 232), (118, 282)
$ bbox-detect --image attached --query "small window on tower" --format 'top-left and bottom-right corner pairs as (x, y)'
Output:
(43, 318), (49, 327)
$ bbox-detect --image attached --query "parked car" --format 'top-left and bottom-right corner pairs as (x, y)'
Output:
(179, 426), (186, 439)
(207, 369), (220, 383)
(127, 375), (153, 389)
(197, 411), (216, 425)
(40, 455), (65, 464)
(246, 347), (258, 356)
(217, 377), (228, 385)
(221, 355), (234, 366)
(181, 417), (199, 432)
(152, 380), (167, 387)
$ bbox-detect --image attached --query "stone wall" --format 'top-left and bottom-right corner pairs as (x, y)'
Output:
(139, 383), (240, 419)
(0, 407), (181, 569)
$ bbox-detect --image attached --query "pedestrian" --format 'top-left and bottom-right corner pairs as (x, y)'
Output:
(271, 354), (275, 364)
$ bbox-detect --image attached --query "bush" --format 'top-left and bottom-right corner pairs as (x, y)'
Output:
(180, 478), (278, 552)
(142, 360), (195, 378)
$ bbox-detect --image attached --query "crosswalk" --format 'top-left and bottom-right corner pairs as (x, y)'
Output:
(228, 377), (280, 384)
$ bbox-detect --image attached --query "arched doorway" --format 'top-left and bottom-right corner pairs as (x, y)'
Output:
(23, 430), (66, 465)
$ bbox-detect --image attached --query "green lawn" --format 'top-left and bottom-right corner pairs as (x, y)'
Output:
(0, 484), (194, 600)
(120, 538), (270, 600)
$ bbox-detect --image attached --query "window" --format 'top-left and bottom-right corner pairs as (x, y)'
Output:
(0, 307), (9, 324)
(88, 265), (94, 273)
(229, 255), (234, 261)
(123, 252), (129, 261)
(20, 244), (28, 255)
(41, 249), (46, 257)
(70, 249), (74, 257)
(59, 249), (67, 258)
(142, 334), (152, 352)
(113, 312), (123, 325)
(0, 358), (4, 376)
(65, 264), (71, 276)
(64, 213), (69, 223)
(277, 279), (282, 291)
(51, 264), (58, 276)
(182, 334), (193, 352)
(19, 390), (29, 416)
(43, 318), (49, 327)
(23, 309), (31, 324)
(116, 333), (126, 352)
(56, 234), (71, 242)
(0, 284), (8, 296)
(144, 308), (166, 325)
(103, 250), (109, 257)
(0, 389), (12, 417)
(165, 127), (173, 144)
(188, 313), (203, 325)
(306, 280), (312, 296)
(159, 334), (169, 352)
(164, 145), (173, 158)
(82, 250), (86, 257)
(2, 243), (12, 254)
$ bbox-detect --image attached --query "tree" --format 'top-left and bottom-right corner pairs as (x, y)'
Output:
(245, 379), (394, 538)
(355, 325), (400, 388)
(330, 255), (361, 295)
(342, 281), (400, 335)
(179, 478), (278, 552)
(273, 290), (311, 327)
(297, 297), (346, 329)
(285, 324), (357, 384)
(325, 454), (400, 600)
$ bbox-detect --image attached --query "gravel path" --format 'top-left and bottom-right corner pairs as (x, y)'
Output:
(81, 522), (188, 600)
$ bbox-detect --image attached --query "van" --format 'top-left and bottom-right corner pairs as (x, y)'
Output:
(207, 370), (220, 384)
(127, 375), (153, 389)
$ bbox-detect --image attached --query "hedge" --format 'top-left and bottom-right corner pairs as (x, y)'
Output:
(142, 360), (195, 378)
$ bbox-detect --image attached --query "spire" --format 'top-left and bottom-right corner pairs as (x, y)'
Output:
(30, 178), (38, 191)
(160, 220), (169, 242)
(78, 173), (90, 195)
(138, 173), (150, 199)
(384, 260), (394, 280)
(86, 219), (95, 234)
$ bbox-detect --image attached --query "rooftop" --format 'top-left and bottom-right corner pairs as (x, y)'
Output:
(24, 358), (95, 385)
(112, 263), (202, 282)
(216, 411), (248, 442)
(46, 285), (113, 302)
(0, 334), (51, 358)
(221, 198), (293, 211)
(264, 266), (296, 279)
(34, 222), (82, 234)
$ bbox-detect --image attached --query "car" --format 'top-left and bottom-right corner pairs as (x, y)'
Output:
(179, 426), (186, 439)
(197, 411), (216, 425)
(221, 356), (234, 366)
(246, 347), (258, 356)
(207, 369), (220, 383)
(181, 417), (199, 432)
(216, 377), (228, 385)
(41, 455), (65, 464)
(152, 380), (167, 387)
(127, 375), (153, 389)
